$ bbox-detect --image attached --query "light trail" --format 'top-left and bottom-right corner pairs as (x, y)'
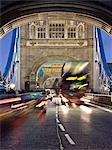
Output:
(0, 97), (21, 104)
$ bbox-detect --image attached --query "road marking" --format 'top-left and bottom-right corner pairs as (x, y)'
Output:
(85, 102), (112, 113)
(56, 106), (58, 117)
(56, 114), (58, 118)
(56, 118), (60, 123)
(56, 122), (64, 150)
(58, 124), (65, 131)
(65, 134), (75, 145)
(56, 106), (58, 113)
(56, 105), (58, 110)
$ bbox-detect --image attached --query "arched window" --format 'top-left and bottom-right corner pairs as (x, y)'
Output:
(29, 23), (36, 39)
(77, 23), (85, 39)
(31, 25), (36, 38)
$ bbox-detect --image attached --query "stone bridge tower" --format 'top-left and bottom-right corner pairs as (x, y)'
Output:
(20, 12), (93, 90)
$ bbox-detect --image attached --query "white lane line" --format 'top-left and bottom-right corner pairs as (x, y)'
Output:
(56, 105), (58, 110)
(84, 102), (112, 113)
(56, 106), (58, 114)
(55, 105), (64, 150)
(56, 114), (58, 118)
(56, 118), (60, 123)
(58, 124), (65, 132)
(56, 121), (64, 150)
(65, 134), (75, 145)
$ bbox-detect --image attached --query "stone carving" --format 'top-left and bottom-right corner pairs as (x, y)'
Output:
(77, 23), (84, 39)
(31, 25), (36, 38)
(78, 25), (83, 38)
(29, 20), (86, 40)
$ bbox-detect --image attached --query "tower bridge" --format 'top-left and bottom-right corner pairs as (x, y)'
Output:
(0, 0), (112, 95)
(0, 1), (112, 150)
(19, 12), (93, 90)
(0, 12), (111, 94)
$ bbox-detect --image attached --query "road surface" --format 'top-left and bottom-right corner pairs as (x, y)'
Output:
(1, 99), (112, 150)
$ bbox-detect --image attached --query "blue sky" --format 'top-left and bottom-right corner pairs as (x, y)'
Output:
(0, 30), (13, 75)
(0, 28), (112, 76)
(101, 31), (112, 63)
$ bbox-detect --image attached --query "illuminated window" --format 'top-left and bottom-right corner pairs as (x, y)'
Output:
(49, 23), (64, 38)
(68, 27), (76, 38)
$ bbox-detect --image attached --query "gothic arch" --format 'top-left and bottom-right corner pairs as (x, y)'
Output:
(30, 55), (77, 76)
(77, 23), (85, 39)
(27, 55), (78, 89)
(29, 55), (79, 88)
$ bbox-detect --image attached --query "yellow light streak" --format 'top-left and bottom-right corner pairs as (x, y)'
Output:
(66, 75), (87, 81)
(36, 101), (47, 108)
(77, 75), (87, 81)
(66, 77), (77, 80)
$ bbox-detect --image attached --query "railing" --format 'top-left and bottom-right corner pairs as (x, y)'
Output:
(85, 92), (111, 98)
(84, 92), (112, 109)
(95, 28), (111, 94)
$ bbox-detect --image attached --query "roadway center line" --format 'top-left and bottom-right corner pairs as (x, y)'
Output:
(56, 106), (58, 113)
(65, 134), (75, 145)
(56, 118), (60, 123)
(56, 121), (64, 150)
(56, 111), (58, 114)
(58, 124), (65, 132)
(56, 114), (58, 118)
